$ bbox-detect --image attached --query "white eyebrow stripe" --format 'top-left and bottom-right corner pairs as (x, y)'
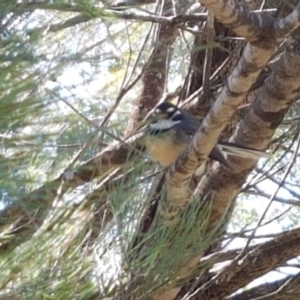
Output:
(154, 108), (162, 114)
(166, 106), (175, 113)
(173, 110), (182, 116)
(150, 119), (181, 130)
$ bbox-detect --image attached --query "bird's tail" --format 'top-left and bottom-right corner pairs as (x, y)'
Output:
(218, 141), (271, 160)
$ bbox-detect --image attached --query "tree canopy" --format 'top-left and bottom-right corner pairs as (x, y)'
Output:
(1, 1), (300, 299)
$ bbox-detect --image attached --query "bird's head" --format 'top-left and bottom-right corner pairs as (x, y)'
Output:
(149, 102), (184, 131)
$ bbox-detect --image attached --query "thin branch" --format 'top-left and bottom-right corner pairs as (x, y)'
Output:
(252, 188), (300, 207)
(243, 130), (300, 250)
(202, 10), (215, 96)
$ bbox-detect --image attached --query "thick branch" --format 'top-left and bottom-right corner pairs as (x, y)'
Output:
(197, 227), (300, 299)
(155, 27), (300, 299)
(229, 274), (300, 300)
(16, 2), (278, 26)
(199, 0), (269, 42)
(109, 10), (276, 25)
(162, 3), (300, 221)
(181, 39), (300, 299)
(196, 37), (300, 233)
(199, 0), (300, 44)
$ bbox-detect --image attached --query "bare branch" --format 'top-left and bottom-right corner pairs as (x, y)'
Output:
(202, 10), (215, 96)
(199, 226), (300, 299)
(228, 276), (294, 300)
(198, 0), (270, 42)
(199, 0), (300, 44)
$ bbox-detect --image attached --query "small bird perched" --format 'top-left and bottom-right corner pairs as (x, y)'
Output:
(144, 102), (270, 167)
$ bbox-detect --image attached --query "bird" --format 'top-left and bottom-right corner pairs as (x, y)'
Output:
(144, 102), (270, 167)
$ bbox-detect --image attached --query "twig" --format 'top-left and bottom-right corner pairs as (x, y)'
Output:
(202, 10), (215, 96)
